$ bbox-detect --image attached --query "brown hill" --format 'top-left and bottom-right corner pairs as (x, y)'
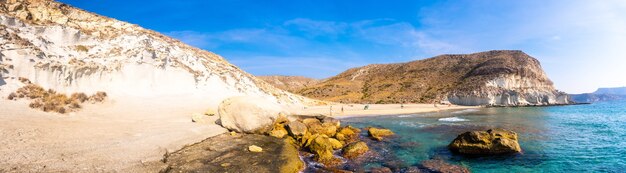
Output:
(293, 50), (571, 106)
(257, 76), (320, 93)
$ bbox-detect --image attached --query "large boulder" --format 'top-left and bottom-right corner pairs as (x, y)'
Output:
(286, 121), (307, 137)
(342, 141), (369, 159)
(368, 127), (394, 141)
(448, 128), (521, 155)
(308, 135), (341, 166)
(218, 96), (286, 133)
(336, 126), (360, 143)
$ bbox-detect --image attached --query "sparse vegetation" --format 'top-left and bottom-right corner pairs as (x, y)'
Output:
(75, 45), (90, 52)
(292, 50), (551, 104)
(7, 84), (107, 114)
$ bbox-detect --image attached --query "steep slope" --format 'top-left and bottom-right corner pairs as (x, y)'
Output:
(0, 0), (307, 109)
(297, 50), (571, 106)
(257, 75), (320, 93)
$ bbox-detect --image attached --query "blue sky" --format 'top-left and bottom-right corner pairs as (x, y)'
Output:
(59, 0), (626, 94)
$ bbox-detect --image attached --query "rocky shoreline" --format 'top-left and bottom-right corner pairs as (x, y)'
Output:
(163, 114), (475, 173)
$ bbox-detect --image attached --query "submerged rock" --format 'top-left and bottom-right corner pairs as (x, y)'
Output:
(370, 167), (393, 173)
(218, 96), (285, 133)
(342, 141), (369, 159)
(421, 159), (470, 173)
(448, 128), (521, 155)
(368, 127), (394, 141)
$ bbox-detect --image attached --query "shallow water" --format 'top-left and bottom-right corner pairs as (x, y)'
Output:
(341, 101), (626, 172)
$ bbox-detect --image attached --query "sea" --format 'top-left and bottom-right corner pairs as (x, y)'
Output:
(341, 101), (626, 172)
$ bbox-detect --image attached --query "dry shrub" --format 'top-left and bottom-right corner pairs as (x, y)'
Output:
(70, 93), (88, 103)
(7, 84), (107, 114)
(88, 91), (107, 102)
(7, 92), (16, 100)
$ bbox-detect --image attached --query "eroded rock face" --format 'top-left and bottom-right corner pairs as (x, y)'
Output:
(0, 0), (310, 108)
(218, 96), (286, 133)
(448, 128), (521, 155)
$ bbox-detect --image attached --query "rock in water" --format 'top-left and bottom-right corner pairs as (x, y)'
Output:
(218, 96), (285, 133)
(368, 127), (394, 141)
(336, 126), (360, 143)
(308, 135), (341, 166)
(342, 141), (369, 159)
(248, 145), (263, 152)
(448, 128), (521, 155)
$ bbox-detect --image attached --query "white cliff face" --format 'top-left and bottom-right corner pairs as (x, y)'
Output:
(0, 0), (307, 108)
(448, 75), (571, 106)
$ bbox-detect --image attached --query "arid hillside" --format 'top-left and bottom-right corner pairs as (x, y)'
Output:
(287, 50), (570, 106)
(257, 76), (320, 93)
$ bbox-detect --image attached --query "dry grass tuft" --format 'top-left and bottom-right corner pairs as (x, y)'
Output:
(8, 84), (107, 114)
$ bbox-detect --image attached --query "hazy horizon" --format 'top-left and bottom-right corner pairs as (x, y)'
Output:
(58, 0), (626, 94)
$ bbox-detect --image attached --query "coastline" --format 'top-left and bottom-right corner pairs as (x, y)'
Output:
(292, 103), (479, 118)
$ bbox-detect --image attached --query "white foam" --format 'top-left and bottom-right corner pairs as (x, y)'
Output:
(438, 117), (469, 122)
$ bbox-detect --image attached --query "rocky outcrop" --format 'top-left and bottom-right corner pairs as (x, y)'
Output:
(163, 134), (304, 173)
(448, 128), (521, 155)
(0, 0), (311, 111)
(292, 50), (571, 106)
(217, 96), (287, 133)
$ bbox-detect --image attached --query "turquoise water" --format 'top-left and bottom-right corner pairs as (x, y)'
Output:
(341, 101), (626, 172)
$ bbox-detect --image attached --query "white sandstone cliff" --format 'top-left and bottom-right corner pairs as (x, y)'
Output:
(0, 0), (309, 109)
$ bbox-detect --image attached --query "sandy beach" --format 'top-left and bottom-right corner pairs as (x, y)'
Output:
(294, 103), (479, 118)
(0, 96), (227, 172)
(0, 95), (476, 172)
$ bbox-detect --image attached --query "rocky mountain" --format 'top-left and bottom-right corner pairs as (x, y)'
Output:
(257, 75), (320, 93)
(569, 93), (624, 103)
(295, 50), (571, 106)
(0, 0), (308, 108)
(569, 87), (626, 103)
(593, 87), (626, 95)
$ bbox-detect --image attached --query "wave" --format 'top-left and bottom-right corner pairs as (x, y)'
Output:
(451, 109), (480, 114)
(438, 117), (469, 122)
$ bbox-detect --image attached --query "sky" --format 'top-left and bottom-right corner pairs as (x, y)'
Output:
(58, 0), (626, 94)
